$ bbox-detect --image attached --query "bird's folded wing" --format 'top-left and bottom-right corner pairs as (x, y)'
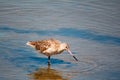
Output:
(35, 40), (51, 53)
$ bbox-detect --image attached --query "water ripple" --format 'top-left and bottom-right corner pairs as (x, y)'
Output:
(0, 26), (120, 45)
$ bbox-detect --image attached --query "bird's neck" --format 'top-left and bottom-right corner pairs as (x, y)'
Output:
(58, 45), (65, 53)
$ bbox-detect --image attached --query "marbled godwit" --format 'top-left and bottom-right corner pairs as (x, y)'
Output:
(26, 39), (78, 64)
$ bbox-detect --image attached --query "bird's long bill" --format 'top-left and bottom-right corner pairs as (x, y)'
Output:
(67, 49), (78, 61)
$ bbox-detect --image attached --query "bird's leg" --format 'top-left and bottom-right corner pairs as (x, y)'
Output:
(48, 56), (51, 65)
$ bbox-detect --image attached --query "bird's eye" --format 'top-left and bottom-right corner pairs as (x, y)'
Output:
(66, 46), (68, 49)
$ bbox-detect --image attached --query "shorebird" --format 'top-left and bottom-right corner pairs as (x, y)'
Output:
(26, 39), (78, 64)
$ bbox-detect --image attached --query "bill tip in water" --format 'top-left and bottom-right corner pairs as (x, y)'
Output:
(73, 56), (78, 61)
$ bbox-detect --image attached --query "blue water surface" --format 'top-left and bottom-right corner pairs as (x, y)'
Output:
(0, 0), (120, 80)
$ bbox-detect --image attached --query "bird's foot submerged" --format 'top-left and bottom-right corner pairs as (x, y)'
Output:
(48, 61), (51, 65)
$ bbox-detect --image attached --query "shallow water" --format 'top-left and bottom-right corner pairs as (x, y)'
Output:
(0, 0), (120, 80)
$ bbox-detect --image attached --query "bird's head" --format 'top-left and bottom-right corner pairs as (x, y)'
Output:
(26, 41), (36, 48)
(60, 43), (78, 61)
(60, 43), (70, 51)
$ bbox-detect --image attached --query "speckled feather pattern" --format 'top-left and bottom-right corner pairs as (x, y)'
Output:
(28, 39), (63, 56)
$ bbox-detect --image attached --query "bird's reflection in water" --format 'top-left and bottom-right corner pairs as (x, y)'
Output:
(28, 65), (69, 80)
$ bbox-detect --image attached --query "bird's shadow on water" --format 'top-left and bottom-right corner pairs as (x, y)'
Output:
(28, 64), (69, 80)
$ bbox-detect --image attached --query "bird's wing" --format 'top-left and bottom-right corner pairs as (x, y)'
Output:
(49, 38), (61, 44)
(35, 40), (51, 53)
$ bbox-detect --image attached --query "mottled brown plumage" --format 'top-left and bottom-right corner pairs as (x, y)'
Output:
(26, 39), (78, 64)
